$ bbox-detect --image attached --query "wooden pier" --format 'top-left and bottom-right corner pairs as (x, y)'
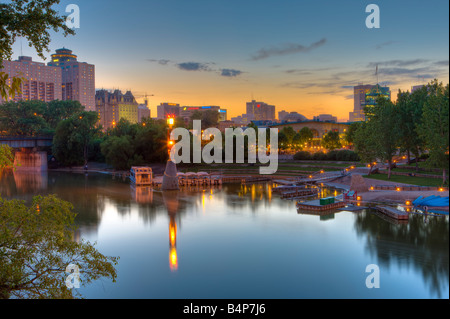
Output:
(375, 206), (409, 221)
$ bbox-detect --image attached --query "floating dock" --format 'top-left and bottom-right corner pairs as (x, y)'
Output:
(296, 199), (346, 211)
(281, 188), (319, 199)
(375, 206), (409, 221)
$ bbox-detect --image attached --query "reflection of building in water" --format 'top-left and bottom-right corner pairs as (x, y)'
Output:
(131, 185), (154, 204)
(239, 183), (273, 203)
(13, 171), (48, 194)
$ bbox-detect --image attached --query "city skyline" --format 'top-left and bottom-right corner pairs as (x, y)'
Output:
(8, 0), (450, 121)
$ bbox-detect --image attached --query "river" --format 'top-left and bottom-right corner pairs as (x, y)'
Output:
(0, 170), (448, 299)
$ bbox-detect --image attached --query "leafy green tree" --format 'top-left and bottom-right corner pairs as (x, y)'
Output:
(278, 131), (289, 151)
(298, 127), (314, 146)
(353, 122), (378, 175)
(0, 195), (118, 299)
(0, 100), (49, 136)
(417, 80), (449, 184)
(53, 112), (100, 166)
(100, 135), (135, 170)
(367, 97), (401, 179)
(189, 110), (219, 130)
(43, 100), (85, 130)
(344, 122), (361, 148)
(0, 144), (14, 170)
(397, 87), (427, 168)
(0, 0), (75, 100)
(321, 131), (342, 151)
(280, 126), (296, 148)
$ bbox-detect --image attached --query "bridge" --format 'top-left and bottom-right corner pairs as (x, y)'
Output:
(0, 136), (53, 171)
(0, 136), (53, 148)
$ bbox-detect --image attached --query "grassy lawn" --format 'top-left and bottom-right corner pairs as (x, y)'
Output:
(391, 168), (443, 176)
(365, 173), (447, 187)
(282, 161), (363, 167)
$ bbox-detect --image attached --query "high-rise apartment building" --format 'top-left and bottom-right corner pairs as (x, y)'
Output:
(0, 56), (62, 103)
(48, 48), (95, 111)
(95, 90), (138, 130)
(246, 100), (276, 121)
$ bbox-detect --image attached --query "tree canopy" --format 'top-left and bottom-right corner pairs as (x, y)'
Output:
(0, 195), (118, 299)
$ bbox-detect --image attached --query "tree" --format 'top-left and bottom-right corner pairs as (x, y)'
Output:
(0, 144), (14, 170)
(189, 110), (219, 130)
(100, 135), (136, 170)
(417, 80), (449, 184)
(353, 122), (378, 175)
(280, 127), (296, 149)
(344, 122), (361, 149)
(298, 127), (314, 146)
(1, 0), (75, 100)
(368, 97), (401, 179)
(43, 100), (85, 130)
(397, 87), (427, 169)
(0, 100), (49, 136)
(52, 112), (100, 166)
(0, 195), (118, 299)
(321, 131), (342, 151)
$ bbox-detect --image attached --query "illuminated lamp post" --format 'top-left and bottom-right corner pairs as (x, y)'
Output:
(162, 115), (179, 190)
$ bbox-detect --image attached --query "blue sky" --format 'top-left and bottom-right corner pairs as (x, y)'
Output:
(10, 0), (450, 120)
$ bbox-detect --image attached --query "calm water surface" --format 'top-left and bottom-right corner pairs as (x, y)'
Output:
(1, 171), (448, 299)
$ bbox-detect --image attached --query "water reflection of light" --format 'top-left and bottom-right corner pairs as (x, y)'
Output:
(169, 216), (178, 271)
(169, 247), (178, 271)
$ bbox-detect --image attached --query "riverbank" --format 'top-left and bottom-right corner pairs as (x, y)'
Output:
(328, 175), (449, 210)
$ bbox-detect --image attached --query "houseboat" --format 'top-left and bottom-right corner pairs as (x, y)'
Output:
(130, 167), (153, 186)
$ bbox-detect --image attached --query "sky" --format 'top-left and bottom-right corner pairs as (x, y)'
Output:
(9, 0), (450, 121)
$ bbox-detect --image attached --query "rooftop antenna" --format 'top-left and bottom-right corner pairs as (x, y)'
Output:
(375, 64), (379, 85)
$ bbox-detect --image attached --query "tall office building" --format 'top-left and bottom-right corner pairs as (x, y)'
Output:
(157, 103), (180, 119)
(96, 89), (138, 130)
(349, 84), (374, 122)
(246, 100), (276, 121)
(349, 84), (390, 122)
(0, 56), (62, 103)
(48, 48), (95, 111)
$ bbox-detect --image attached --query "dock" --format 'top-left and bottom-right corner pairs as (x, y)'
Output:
(281, 188), (319, 199)
(241, 176), (273, 184)
(376, 206), (409, 221)
(296, 199), (346, 211)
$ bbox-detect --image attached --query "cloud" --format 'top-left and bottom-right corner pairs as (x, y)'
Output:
(251, 38), (327, 61)
(434, 60), (449, 67)
(147, 59), (171, 65)
(368, 59), (429, 68)
(221, 69), (243, 77)
(285, 67), (336, 75)
(375, 41), (397, 50)
(177, 62), (212, 72)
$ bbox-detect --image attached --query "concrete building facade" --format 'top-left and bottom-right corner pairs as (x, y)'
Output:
(96, 89), (139, 130)
(0, 56), (62, 103)
(48, 48), (95, 111)
(246, 100), (276, 121)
